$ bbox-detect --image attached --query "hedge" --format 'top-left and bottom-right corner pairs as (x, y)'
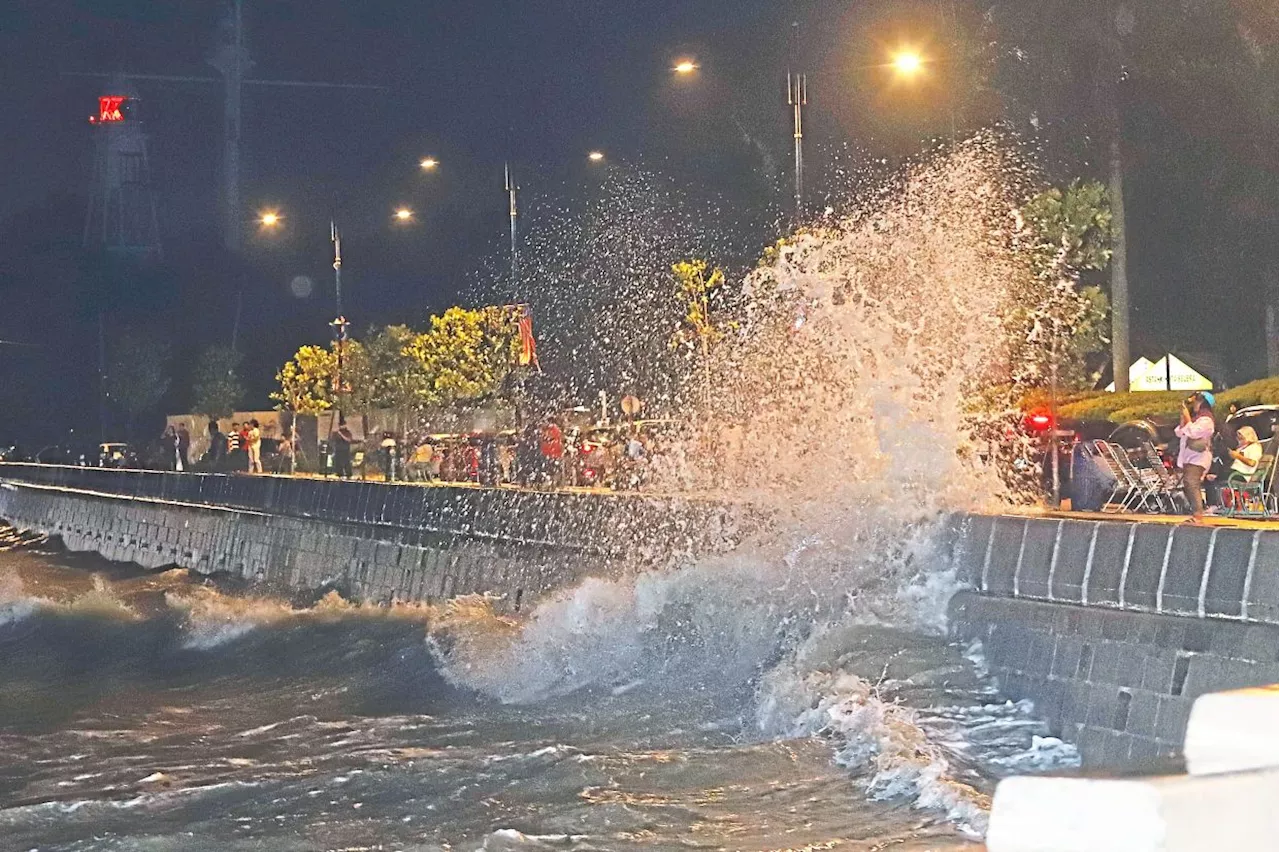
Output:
(1056, 376), (1278, 424)
(1057, 391), (1185, 422)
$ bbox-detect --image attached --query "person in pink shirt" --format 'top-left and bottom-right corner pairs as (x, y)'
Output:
(1174, 391), (1216, 523)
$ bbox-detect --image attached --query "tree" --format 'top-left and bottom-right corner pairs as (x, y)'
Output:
(270, 308), (518, 423)
(670, 259), (729, 406)
(1012, 179), (1113, 389)
(407, 306), (521, 407)
(272, 342), (349, 414)
(103, 330), (170, 436)
(190, 345), (244, 419)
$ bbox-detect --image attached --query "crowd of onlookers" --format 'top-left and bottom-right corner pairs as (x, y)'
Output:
(153, 419), (296, 475)
(319, 416), (666, 490)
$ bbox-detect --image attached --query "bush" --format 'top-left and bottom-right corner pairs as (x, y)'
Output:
(1057, 391), (1185, 422)
(1056, 377), (1279, 424)
(1216, 376), (1279, 412)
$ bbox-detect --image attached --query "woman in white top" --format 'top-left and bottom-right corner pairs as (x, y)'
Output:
(1228, 426), (1263, 476)
(1173, 391), (1216, 522)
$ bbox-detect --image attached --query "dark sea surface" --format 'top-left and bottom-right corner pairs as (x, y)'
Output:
(0, 527), (1076, 851)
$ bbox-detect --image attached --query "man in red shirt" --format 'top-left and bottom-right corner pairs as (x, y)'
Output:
(539, 418), (564, 487)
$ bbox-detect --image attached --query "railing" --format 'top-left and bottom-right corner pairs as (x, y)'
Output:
(952, 514), (1278, 625)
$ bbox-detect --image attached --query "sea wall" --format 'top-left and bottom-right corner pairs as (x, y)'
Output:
(1, 466), (1276, 768)
(945, 514), (1279, 765)
(0, 464), (749, 610)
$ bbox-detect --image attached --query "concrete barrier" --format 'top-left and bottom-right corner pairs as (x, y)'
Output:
(949, 514), (1278, 623)
(0, 483), (595, 610)
(985, 768), (1279, 852)
(1183, 685), (1279, 776)
(985, 686), (1279, 851)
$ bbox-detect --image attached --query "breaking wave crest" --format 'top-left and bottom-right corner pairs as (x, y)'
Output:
(432, 136), (1080, 831)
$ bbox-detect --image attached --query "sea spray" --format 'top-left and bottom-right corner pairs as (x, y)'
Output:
(434, 135), (1078, 825)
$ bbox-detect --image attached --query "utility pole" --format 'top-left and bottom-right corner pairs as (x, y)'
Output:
(329, 222), (349, 419)
(787, 21), (806, 219)
(505, 163), (519, 289)
(209, 0), (249, 254)
(787, 69), (806, 218)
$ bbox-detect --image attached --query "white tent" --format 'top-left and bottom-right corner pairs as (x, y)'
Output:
(1106, 353), (1213, 392)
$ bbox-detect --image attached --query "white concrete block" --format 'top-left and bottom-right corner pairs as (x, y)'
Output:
(986, 768), (1279, 852)
(1184, 685), (1279, 776)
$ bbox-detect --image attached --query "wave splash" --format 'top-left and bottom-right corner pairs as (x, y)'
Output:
(433, 136), (1078, 832)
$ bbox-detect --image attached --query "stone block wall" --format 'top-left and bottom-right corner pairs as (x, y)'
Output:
(950, 591), (1280, 765)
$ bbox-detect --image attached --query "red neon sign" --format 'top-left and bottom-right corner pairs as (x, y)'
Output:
(96, 96), (126, 122)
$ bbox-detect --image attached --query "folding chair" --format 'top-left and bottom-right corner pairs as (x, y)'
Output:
(1141, 441), (1189, 514)
(1108, 442), (1165, 513)
(1092, 440), (1146, 513)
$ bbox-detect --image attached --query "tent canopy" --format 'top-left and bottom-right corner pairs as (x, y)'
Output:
(1105, 353), (1214, 392)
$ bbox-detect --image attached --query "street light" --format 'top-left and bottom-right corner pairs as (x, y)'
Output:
(890, 49), (924, 77)
(394, 207), (413, 221)
(259, 210), (281, 227)
(587, 151), (605, 162)
(673, 59), (698, 74)
(419, 157), (439, 170)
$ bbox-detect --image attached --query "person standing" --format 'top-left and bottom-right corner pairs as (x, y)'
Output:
(161, 425), (180, 471)
(539, 418), (564, 487)
(246, 419), (263, 474)
(331, 418), (355, 479)
(176, 424), (191, 472)
(1174, 391), (1216, 523)
(206, 420), (226, 470)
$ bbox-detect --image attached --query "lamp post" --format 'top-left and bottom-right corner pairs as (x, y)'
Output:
(329, 221), (348, 420)
(504, 163), (519, 290)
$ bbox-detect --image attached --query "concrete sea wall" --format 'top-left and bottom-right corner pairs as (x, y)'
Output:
(945, 514), (1279, 765)
(0, 465), (749, 610)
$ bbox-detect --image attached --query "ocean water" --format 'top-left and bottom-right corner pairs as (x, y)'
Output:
(0, 523), (1076, 852)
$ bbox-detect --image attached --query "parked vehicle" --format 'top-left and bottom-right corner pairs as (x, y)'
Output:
(1108, 418), (1178, 469)
(97, 442), (135, 468)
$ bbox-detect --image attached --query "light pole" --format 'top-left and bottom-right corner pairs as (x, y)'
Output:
(329, 221), (348, 421)
(786, 69), (807, 218)
(504, 163), (519, 291)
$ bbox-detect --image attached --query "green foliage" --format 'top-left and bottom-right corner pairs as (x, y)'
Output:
(272, 343), (345, 414)
(1058, 391), (1185, 422)
(406, 306), (520, 407)
(104, 330), (170, 428)
(1057, 378), (1279, 423)
(1009, 180), (1114, 390)
(1217, 377), (1280, 411)
(271, 306), (519, 418)
(670, 259), (728, 352)
(1020, 180), (1113, 277)
(190, 345), (244, 419)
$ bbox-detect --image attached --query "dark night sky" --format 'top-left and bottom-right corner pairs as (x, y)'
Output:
(0, 0), (1275, 443)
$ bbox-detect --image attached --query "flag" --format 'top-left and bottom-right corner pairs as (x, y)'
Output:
(517, 305), (540, 371)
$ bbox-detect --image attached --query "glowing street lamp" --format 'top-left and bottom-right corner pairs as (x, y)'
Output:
(393, 207), (414, 222)
(673, 59), (698, 75)
(587, 151), (605, 162)
(259, 210), (281, 227)
(891, 49), (924, 77)
(419, 157), (439, 170)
